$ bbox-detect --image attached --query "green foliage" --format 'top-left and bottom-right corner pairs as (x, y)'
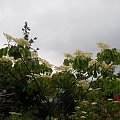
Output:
(97, 48), (120, 65)
(0, 23), (120, 119)
(9, 112), (33, 120)
(0, 47), (8, 57)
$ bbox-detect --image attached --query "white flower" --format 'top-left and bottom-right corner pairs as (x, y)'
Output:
(84, 52), (92, 58)
(73, 49), (82, 56)
(116, 78), (120, 82)
(38, 57), (53, 67)
(101, 61), (113, 70)
(14, 38), (30, 46)
(30, 51), (38, 58)
(73, 50), (92, 58)
(74, 100), (77, 102)
(77, 80), (89, 89)
(76, 106), (80, 109)
(113, 101), (119, 103)
(76, 84), (80, 87)
(82, 111), (87, 114)
(101, 61), (108, 69)
(82, 101), (89, 103)
(101, 61), (115, 71)
(4, 33), (30, 46)
(88, 88), (93, 91)
(55, 65), (71, 71)
(80, 116), (86, 119)
(95, 88), (101, 90)
(0, 56), (13, 62)
(91, 102), (97, 105)
(89, 60), (98, 66)
(108, 99), (113, 101)
(64, 53), (74, 59)
(3, 33), (16, 42)
(97, 42), (109, 49)
(9, 112), (22, 115)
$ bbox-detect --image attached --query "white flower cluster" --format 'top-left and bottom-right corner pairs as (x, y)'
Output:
(64, 50), (92, 59)
(80, 116), (87, 119)
(73, 50), (92, 58)
(97, 42), (109, 49)
(38, 57), (53, 67)
(0, 56), (14, 63)
(116, 78), (120, 82)
(9, 112), (22, 115)
(81, 111), (87, 114)
(89, 60), (98, 66)
(55, 65), (72, 71)
(89, 59), (98, 66)
(77, 80), (89, 89)
(4, 33), (30, 46)
(108, 99), (113, 101)
(30, 51), (38, 58)
(14, 38), (30, 46)
(4, 33), (15, 42)
(101, 61), (114, 70)
(64, 53), (74, 59)
(91, 102), (97, 105)
(89, 60), (116, 71)
(95, 88), (101, 90)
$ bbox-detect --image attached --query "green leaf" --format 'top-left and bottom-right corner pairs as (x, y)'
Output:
(8, 46), (21, 59)
(0, 48), (3, 58)
(63, 59), (69, 66)
(3, 47), (8, 56)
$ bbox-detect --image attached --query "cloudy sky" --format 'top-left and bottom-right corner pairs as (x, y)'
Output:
(0, 0), (120, 65)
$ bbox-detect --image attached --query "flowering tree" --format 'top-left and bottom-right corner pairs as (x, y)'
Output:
(0, 23), (120, 120)
(62, 43), (120, 119)
(0, 23), (53, 119)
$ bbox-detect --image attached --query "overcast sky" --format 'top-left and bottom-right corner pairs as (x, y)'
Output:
(0, 0), (120, 65)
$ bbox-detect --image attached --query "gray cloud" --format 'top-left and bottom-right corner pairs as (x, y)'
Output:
(0, 0), (120, 65)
